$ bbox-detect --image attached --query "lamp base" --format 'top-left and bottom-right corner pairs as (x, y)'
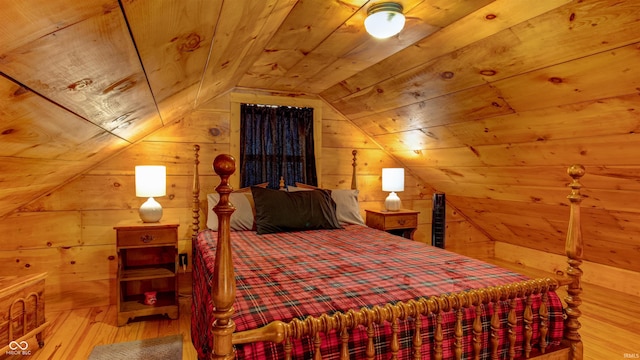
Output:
(139, 197), (163, 223)
(385, 192), (402, 211)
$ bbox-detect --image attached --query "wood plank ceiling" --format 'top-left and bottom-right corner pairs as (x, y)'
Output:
(1, 0), (640, 271)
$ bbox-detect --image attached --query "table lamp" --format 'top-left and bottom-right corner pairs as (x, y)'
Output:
(382, 168), (404, 211)
(135, 165), (166, 223)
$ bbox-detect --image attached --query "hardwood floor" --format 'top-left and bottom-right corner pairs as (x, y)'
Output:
(3, 294), (197, 360)
(5, 266), (639, 360)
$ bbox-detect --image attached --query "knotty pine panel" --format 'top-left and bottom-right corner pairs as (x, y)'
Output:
(272, 1), (443, 94)
(445, 221), (494, 260)
(0, 158), (87, 188)
(88, 141), (223, 176)
(581, 166), (640, 192)
(443, 93), (640, 147)
(296, 0), (450, 94)
(452, 196), (640, 272)
(393, 132), (640, 169)
(0, 184), (51, 219)
(0, 77), (127, 161)
(0, 0), (110, 54)
(0, 8), (163, 142)
(321, 102), (347, 121)
(412, 198), (433, 224)
(322, 119), (381, 150)
(122, 0), (220, 104)
(470, 133), (640, 167)
(321, 148), (401, 176)
(156, 83), (202, 125)
(0, 158), (93, 217)
(0, 211), (81, 250)
(197, 0), (297, 104)
(344, 80), (513, 125)
(391, 147), (486, 168)
(194, 90), (231, 112)
(326, 0), (639, 124)
(0, 245), (116, 285)
(321, 0), (569, 102)
(409, 166), (570, 188)
(449, 195), (568, 220)
(373, 128), (463, 153)
(427, 182), (570, 206)
(350, 84), (513, 135)
(494, 242), (640, 297)
(144, 110), (231, 144)
(46, 279), (113, 313)
(494, 44), (640, 112)
(82, 209), (139, 246)
(241, 0), (369, 91)
(21, 175), (136, 212)
(19, 174), (214, 212)
(506, 0), (640, 74)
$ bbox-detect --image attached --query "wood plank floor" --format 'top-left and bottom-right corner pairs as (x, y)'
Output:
(4, 264), (639, 360)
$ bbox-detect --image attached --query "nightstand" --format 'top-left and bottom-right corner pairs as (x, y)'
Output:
(365, 209), (419, 240)
(114, 220), (179, 326)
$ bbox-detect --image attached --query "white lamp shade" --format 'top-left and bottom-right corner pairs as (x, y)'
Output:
(135, 165), (166, 197)
(364, 3), (405, 39)
(382, 168), (404, 192)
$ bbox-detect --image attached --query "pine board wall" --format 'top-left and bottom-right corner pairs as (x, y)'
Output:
(0, 89), (491, 312)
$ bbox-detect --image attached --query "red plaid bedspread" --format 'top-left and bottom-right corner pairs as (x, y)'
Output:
(192, 225), (564, 359)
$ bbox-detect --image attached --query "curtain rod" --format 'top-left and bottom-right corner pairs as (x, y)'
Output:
(243, 103), (311, 110)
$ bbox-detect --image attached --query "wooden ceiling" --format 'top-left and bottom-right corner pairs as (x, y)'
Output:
(2, 0), (640, 270)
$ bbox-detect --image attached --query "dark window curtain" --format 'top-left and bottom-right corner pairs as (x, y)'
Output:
(240, 104), (317, 189)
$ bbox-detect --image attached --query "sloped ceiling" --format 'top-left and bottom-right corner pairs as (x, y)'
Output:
(2, 0), (640, 270)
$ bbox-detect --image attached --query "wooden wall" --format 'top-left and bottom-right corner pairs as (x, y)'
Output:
(0, 89), (490, 311)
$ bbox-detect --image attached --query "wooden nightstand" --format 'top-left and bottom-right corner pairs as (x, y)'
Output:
(114, 220), (179, 326)
(365, 209), (419, 240)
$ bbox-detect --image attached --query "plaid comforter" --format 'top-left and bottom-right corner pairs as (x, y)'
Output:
(192, 225), (564, 360)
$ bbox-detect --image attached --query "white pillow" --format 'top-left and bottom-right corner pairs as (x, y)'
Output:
(330, 189), (365, 225)
(287, 186), (365, 226)
(206, 192), (256, 231)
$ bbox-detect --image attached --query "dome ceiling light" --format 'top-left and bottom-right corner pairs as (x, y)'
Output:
(364, 2), (405, 39)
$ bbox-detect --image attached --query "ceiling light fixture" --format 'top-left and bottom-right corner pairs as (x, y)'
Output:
(364, 2), (405, 39)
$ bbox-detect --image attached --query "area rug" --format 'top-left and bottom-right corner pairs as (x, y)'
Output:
(88, 334), (182, 360)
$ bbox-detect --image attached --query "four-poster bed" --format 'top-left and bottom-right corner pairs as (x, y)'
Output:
(190, 145), (584, 360)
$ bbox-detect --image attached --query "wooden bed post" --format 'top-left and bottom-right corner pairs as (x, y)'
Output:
(565, 164), (585, 360)
(351, 150), (357, 190)
(192, 145), (201, 243)
(211, 154), (237, 360)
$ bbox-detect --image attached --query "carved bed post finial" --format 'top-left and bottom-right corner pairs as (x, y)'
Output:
(565, 164), (585, 360)
(211, 154), (237, 360)
(192, 145), (201, 244)
(351, 150), (358, 190)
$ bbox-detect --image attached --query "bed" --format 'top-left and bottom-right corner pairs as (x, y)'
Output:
(190, 145), (584, 360)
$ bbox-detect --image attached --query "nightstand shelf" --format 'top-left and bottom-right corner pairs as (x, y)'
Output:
(114, 221), (179, 326)
(120, 291), (177, 313)
(120, 267), (175, 281)
(365, 209), (419, 240)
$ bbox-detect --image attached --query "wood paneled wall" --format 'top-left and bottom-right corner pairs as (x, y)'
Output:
(0, 89), (489, 311)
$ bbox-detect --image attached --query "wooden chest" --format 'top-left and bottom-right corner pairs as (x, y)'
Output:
(0, 273), (49, 356)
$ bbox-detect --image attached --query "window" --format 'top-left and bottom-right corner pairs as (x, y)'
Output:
(229, 93), (322, 189)
(240, 103), (316, 188)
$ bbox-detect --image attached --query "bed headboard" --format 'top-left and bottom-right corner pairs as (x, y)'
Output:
(191, 146), (359, 241)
